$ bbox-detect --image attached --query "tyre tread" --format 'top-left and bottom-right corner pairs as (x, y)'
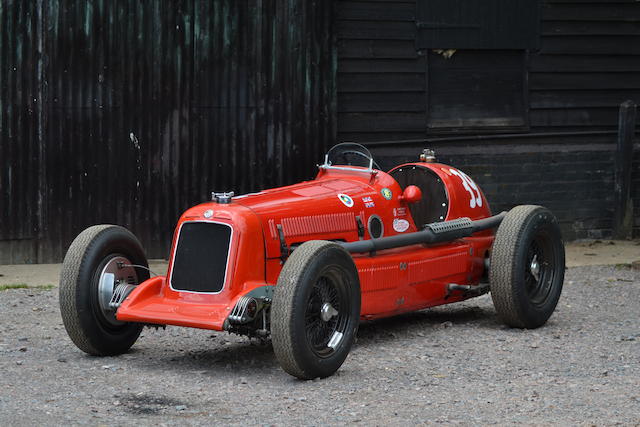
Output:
(59, 224), (144, 355)
(271, 241), (354, 379)
(490, 205), (563, 328)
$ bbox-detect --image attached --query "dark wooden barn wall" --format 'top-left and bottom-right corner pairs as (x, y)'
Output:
(371, 137), (640, 240)
(0, 0), (335, 264)
(336, 0), (640, 239)
(336, 0), (640, 139)
(635, 149), (640, 234)
(2, 0), (638, 263)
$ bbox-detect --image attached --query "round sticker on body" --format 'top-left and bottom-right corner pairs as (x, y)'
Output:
(381, 188), (393, 200)
(337, 193), (354, 208)
(393, 218), (410, 233)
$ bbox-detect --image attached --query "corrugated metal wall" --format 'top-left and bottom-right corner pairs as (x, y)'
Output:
(0, 0), (335, 263)
(0, 1), (42, 262)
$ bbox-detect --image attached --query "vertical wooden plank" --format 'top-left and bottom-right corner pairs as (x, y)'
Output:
(613, 100), (636, 239)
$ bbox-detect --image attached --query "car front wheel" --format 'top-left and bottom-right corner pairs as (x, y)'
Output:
(271, 241), (361, 380)
(59, 225), (149, 355)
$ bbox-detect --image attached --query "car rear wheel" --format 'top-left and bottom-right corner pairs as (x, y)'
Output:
(59, 225), (149, 355)
(490, 205), (565, 328)
(271, 241), (361, 380)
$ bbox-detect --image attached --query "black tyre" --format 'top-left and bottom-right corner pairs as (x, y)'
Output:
(490, 205), (565, 328)
(59, 225), (149, 356)
(271, 241), (361, 380)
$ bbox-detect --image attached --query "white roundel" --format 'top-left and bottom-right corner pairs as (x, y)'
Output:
(338, 193), (354, 208)
(203, 209), (214, 218)
(393, 218), (410, 233)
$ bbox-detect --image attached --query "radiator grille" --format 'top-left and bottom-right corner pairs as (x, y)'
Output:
(170, 222), (232, 293)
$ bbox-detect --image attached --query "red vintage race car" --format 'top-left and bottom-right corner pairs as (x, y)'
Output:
(59, 143), (565, 380)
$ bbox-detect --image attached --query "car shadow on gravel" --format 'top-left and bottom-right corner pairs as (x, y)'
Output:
(121, 304), (505, 375)
(137, 339), (281, 374)
(355, 304), (501, 346)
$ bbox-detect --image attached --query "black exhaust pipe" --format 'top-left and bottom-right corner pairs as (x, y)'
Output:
(340, 212), (506, 254)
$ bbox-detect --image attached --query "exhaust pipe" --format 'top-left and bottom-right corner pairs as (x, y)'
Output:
(340, 212), (506, 254)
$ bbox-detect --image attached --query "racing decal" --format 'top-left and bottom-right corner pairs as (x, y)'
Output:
(393, 207), (407, 217)
(361, 196), (375, 208)
(449, 168), (482, 208)
(337, 193), (354, 208)
(393, 218), (410, 233)
(381, 188), (393, 200)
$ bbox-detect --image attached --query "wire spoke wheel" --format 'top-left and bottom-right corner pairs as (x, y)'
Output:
(272, 241), (361, 380)
(304, 273), (348, 357)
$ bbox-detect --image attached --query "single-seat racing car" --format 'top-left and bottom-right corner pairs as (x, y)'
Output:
(59, 143), (565, 379)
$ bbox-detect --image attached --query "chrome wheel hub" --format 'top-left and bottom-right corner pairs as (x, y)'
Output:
(530, 255), (540, 282)
(97, 256), (138, 326)
(320, 302), (339, 322)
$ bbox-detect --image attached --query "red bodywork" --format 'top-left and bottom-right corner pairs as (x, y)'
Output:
(117, 162), (494, 330)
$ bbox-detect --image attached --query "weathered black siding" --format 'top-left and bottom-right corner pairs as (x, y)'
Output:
(0, 1), (43, 263)
(2, 0), (638, 264)
(336, 0), (640, 239)
(1, 0), (335, 263)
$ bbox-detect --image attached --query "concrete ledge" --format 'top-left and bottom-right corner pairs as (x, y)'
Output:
(1, 241), (638, 288)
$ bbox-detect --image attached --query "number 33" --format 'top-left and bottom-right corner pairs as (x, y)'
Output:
(449, 168), (483, 209)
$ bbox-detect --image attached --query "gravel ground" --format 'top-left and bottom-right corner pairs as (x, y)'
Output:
(1, 264), (639, 426)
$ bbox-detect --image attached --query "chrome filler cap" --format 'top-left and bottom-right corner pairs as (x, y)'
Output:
(212, 191), (234, 204)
